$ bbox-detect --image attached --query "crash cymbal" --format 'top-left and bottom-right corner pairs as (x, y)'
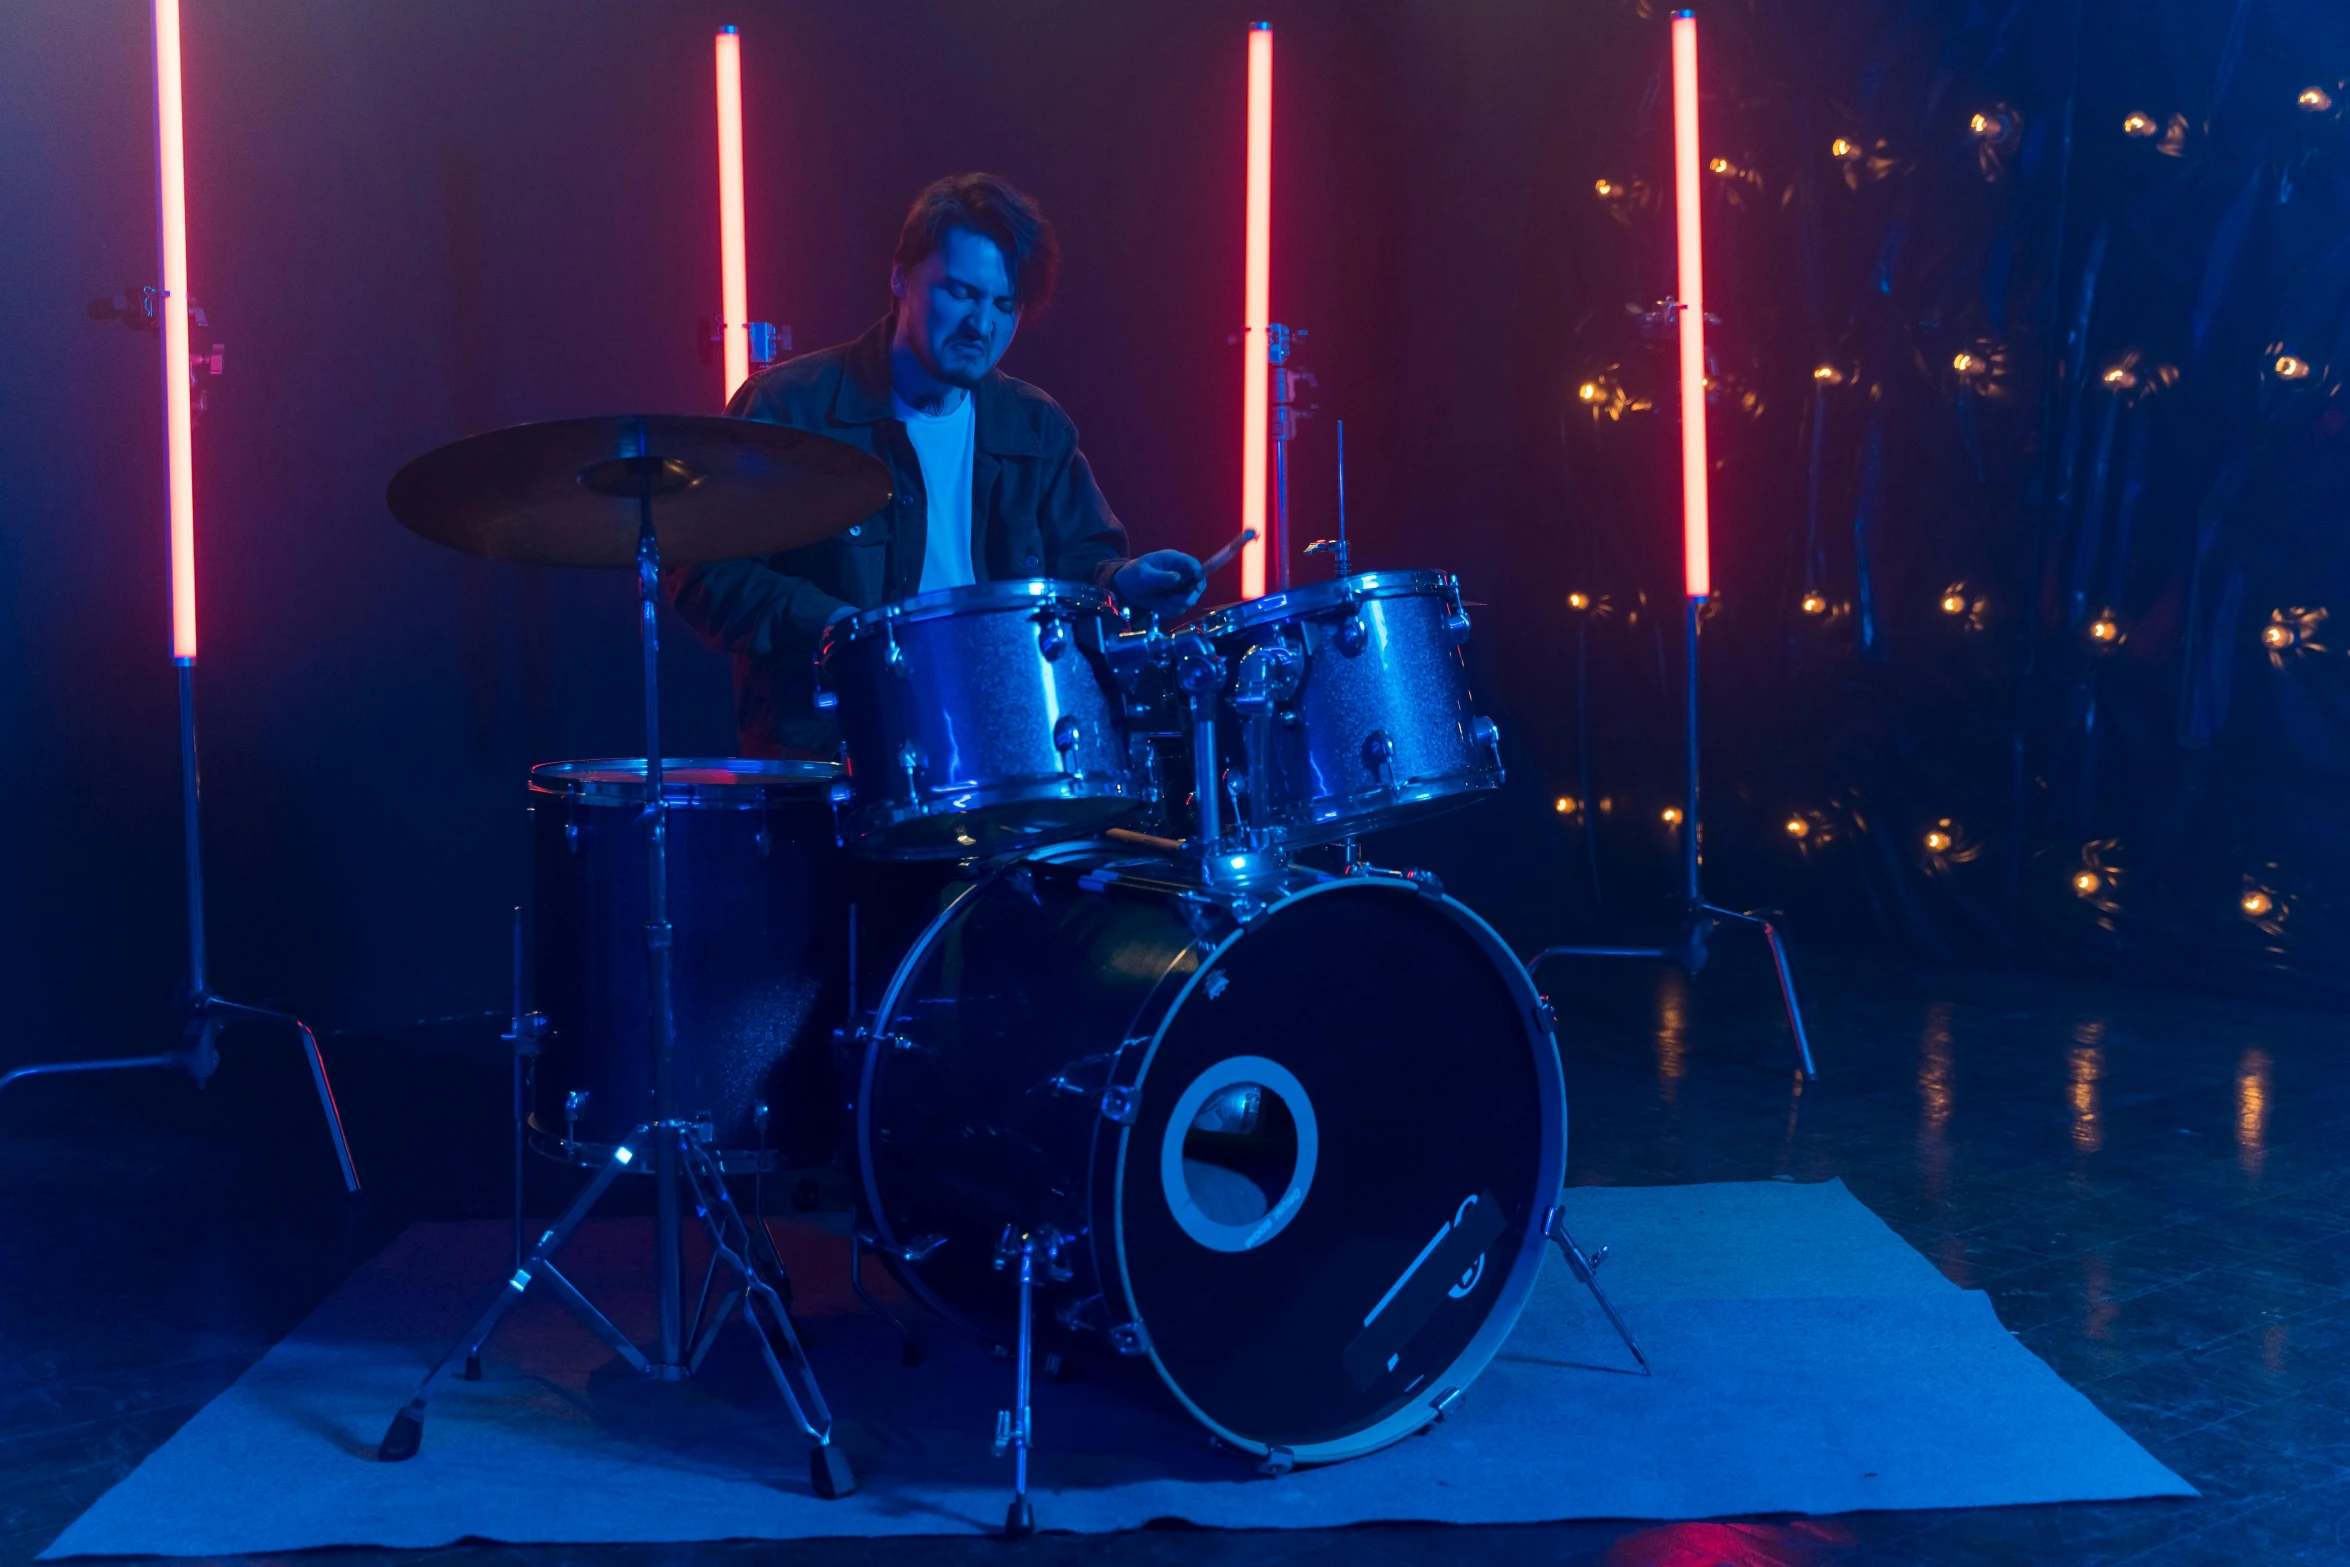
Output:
(387, 414), (893, 568)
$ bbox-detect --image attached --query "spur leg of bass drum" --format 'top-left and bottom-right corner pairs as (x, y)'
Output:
(990, 1225), (1072, 1539)
(1543, 1204), (1649, 1374)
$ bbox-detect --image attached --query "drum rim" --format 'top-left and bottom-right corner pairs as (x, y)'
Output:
(855, 851), (1567, 1465)
(821, 577), (1116, 654)
(527, 756), (838, 806)
(1194, 568), (1458, 636)
(842, 777), (1152, 860)
(1105, 872), (1566, 1464)
(1255, 767), (1503, 848)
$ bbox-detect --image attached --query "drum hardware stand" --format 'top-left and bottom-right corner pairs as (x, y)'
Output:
(379, 1119), (853, 1497)
(991, 1223), (1072, 1540)
(1543, 1204), (1649, 1374)
(499, 906), (546, 1280)
(1267, 323), (1316, 592)
(0, 658), (361, 1195)
(1526, 598), (1819, 1079)
(379, 423), (853, 1497)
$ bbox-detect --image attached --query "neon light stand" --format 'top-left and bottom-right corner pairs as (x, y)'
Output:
(1527, 11), (1818, 1080)
(0, 0), (361, 1185)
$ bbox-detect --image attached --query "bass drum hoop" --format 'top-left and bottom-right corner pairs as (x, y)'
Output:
(855, 851), (1567, 1468)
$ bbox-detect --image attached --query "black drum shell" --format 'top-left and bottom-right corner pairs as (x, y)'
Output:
(528, 759), (846, 1171)
(854, 845), (1565, 1464)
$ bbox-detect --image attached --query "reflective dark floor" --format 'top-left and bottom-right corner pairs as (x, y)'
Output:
(5, 941), (2346, 1566)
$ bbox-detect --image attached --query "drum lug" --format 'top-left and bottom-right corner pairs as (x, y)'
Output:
(1445, 607), (1473, 645)
(885, 619), (909, 677)
(1258, 1445), (1296, 1477)
(1429, 1386), (1464, 1422)
(1098, 1085), (1141, 1125)
(896, 739), (922, 804)
(1108, 1319), (1151, 1357)
(1053, 715), (1083, 777)
(1035, 613), (1069, 662)
(1332, 610), (1368, 657)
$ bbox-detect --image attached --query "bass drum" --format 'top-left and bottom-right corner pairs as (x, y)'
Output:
(854, 844), (1565, 1464)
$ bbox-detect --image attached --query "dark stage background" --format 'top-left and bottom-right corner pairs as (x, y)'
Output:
(3, 0), (2347, 1066)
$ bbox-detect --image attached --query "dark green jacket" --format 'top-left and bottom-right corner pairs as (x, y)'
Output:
(669, 316), (1132, 755)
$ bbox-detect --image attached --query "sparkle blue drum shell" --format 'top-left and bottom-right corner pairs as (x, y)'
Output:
(818, 580), (1150, 861)
(854, 843), (1566, 1464)
(527, 758), (846, 1173)
(1197, 570), (1505, 848)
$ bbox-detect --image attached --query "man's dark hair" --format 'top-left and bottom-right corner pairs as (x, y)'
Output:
(894, 172), (1060, 314)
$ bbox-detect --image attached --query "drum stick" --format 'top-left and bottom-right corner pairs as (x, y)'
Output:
(1194, 528), (1257, 583)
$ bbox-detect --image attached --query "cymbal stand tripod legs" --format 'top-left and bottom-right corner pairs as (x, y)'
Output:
(0, 659), (360, 1193)
(1527, 599), (1819, 1079)
(376, 1123), (854, 1495)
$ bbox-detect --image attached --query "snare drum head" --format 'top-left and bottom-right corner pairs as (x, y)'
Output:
(1117, 881), (1556, 1455)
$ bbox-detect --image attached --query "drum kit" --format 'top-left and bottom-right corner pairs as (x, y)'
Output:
(371, 412), (1639, 1538)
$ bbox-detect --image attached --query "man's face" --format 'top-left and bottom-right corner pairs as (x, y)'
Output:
(891, 226), (1021, 389)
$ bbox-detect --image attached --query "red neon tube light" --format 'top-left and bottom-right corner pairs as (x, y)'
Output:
(1239, 22), (1273, 600)
(715, 26), (750, 403)
(1671, 10), (1710, 600)
(154, 0), (197, 659)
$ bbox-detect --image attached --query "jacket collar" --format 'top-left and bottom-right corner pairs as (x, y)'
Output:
(834, 314), (1045, 456)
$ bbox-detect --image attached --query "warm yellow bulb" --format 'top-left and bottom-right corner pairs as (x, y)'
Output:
(1941, 593), (1967, 616)
(2122, 112), (2157, 137)
(1813, 364), (1839, 383)
(2074, 870), (2102, 895)
(2300, 87), (2334, 112)
(1924, 830), (1953, 853)
(1831, 137), (1857, 158)
(1660, 807), (1683, 826)
(1969, 112), (1991, 134)
(1785, 816), (1810, 839)
(1578, 381), (1603, 403)
(1952, 352), (1980, 374)
(1554, 795), (1577, 815)
(2102, 366), (2133, 387)
(1567, 591), (1590, 610)
(1800, 593), (1827, 616)
(2275, 355), (2312, 380)
(2263, 624), (2294, 649)
(2241, 890), (2274, 917)
(1594, 178), (1615, 197)
(2089, 618), (2119, 643)
(1708, 156), (1730, 174)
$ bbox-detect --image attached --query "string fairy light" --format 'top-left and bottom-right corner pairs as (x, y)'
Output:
(2121, 111), (2157, 137)
(2299, 86), (2335, 113)
(2274, 354), (2312, 380)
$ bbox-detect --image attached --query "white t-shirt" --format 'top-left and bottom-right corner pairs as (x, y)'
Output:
(894, 391), (977, 593)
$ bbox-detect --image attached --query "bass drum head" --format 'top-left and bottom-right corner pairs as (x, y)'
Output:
(1119, 879), (1561, 1461)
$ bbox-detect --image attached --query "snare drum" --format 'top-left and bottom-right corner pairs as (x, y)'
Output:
(527, 758), (846, 1172)
(817, 580), (1147, 860)
(1198, 570), (1504, 847)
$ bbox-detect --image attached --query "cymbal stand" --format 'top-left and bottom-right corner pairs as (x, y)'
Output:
(0, 656), (361, 1194)
(1526, 597), (1817, 1078)
(377, 428), (853, 1498)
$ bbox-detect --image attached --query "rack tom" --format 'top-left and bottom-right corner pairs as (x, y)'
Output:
(1198, 570), (1503, 847)
(817, 580), (1147, 860)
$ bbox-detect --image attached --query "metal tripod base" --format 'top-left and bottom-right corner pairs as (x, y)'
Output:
(1543, 1204), (1650, 1374)
(1528, 903), (1818, 1080)
(376, 1121), (853, 1498)
(0, 992), (360, 1193)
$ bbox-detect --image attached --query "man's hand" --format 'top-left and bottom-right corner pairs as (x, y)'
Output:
(1113, 549), (1205, 616)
